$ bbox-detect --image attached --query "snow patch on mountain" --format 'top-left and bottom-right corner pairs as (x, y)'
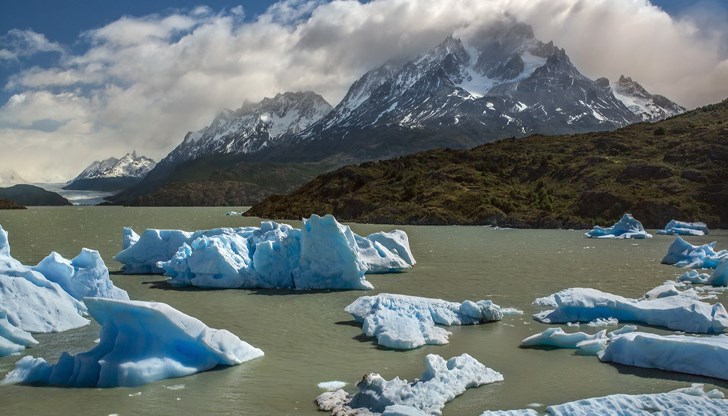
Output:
(72, 152), (156, 181)
(611, 75), (685, 122)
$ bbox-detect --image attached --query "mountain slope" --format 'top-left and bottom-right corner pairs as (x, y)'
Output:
(0, 185), (72, 206)
(64, 152), (157, 191)
(246, 99), (728, 228)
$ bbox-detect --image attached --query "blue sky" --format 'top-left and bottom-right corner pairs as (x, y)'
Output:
(1, 0), (727, 182)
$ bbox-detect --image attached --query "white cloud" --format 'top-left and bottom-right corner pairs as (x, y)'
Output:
(0, 29), (65, 61)
(1, 0), (727, 182)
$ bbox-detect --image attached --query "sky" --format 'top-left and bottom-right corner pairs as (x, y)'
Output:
(1, 0), (727, 182)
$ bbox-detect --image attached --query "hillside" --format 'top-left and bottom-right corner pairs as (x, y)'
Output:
(246, 100), (728, 228)
(0, 185), (72, 206)
(0, 199), (25, 209)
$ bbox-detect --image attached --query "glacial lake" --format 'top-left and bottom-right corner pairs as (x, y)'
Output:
(0, 206), (727, 415)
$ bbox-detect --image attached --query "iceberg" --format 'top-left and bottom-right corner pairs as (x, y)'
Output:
(599, 331), (728, 381)
(316, 353), (503, 416)
(345, 294), (503, 350)
(661, 236), (728, 268)
(584, 213), (652, 239)
(0, 307), (38, 357)
(520, 326), (636, 356)
(34, 249), (129, 301)
(533, 287), (728, 333)
(679, 260), (728, 287)
(656, 219), (709, 236)
(0, 225), (89, 334)
(118, 215), (415, 290)
(1, 298), (264, 387)
(479, 384), (728, 415)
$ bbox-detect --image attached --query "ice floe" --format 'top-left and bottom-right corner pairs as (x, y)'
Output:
(533, 287), (728, 333)
(599, 331), (728, 381)
(661, 237), (728, 269)
(117, 215), (415, 290)
(520, 326), (636, 356)
(584, 214), (652, 239)
(656, 220), (709, 236)
(479, 384), (728, 415)
(345, 294), (502, 349)
(1, 298), (264, 387)
(316, 353), (503, 415)
(678, 260), (728, 287)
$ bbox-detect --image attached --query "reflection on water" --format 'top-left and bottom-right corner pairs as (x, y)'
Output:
(0, 207), (726, 415)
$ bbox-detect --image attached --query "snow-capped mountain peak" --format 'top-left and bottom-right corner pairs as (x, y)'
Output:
(73, 152), (157, 181)
(610, 75), (685, 121)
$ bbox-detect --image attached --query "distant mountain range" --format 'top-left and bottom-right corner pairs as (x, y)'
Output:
(109, 20), (684, 206)
(64, 152), (157, 191)
(246, 99), (728, 228)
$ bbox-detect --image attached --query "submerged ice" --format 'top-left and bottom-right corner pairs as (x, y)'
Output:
(584, 214), (652, 239)
(661, 237), (728, 268)
(316, 353), (503, 415)
(657, 220), (709, 236)
(1, 298), (264, 387)
(345, 294), (503, 349)
(479, 384), (728, 415)
(533, 287), (728, 333)
(116, 214), (415, 290)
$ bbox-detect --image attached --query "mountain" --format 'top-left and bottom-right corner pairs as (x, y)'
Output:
(0, 169), (27, 185)
(246, 99), (728, 229)
(0, 199), (25, 209)
(609, 75), (685, 122)
(112, 20), (684, 206)
(0, 184), (72, 206)
(64, 152), (157, 191)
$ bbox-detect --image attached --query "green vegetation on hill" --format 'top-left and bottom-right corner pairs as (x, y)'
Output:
(246, 100), (728, 228)
(0, 199), (26, 209)
(0, 185), (72, 206)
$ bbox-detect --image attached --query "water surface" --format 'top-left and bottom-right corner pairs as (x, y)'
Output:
(0, 207), (726, 415)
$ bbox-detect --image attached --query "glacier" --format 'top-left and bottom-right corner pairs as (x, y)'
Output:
(656, 220), (709, 236)
(479, 384), (728, 415)
(1, 298), (264, 387)
(345, 294), (503, 350)
(599, 331), (728, 381)
(584, 214), (652, 239)
(533, 287), (728, 333)
(661, 236), (728, 268)
(117, 215), (415, 290)
(315, 353), (503, 416)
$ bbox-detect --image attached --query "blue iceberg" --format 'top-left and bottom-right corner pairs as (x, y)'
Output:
(584, 214), (652, 239)
(0, 225), (89, 336)
(345, 294), (502, 350)
(662, 237), (728, 268)
(1, 298), (264, 387)
(533, 287), (728, 333)
(316, 353), (503, 416)
(479, 384), (728, 415)
(599, 331), (728, 381)
(0, 307), (38, 356)
(117, 215), (415, 290)
(34, 249), (128, 301)
(656, 220), (709, 236)
(678, 260), (728, 287)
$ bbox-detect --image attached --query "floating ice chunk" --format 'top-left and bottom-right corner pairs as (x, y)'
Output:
(318, 381), (347, 391)
(643, 283), (682, 299)
(587, 317), (618, 327)
(679, 259), (728, 287)
(533, 287), (728, 333)
(520, 326), (635, 356)
(0, 307), (38, 357)
(584, 214), (652, 239)
(480, 384), (728, 415)
(142, 215), (414, 290)
(0, 226), (89, 334)
(225, 211), (241, 216)
(121, 227), (139, 250)
(33, 249), (128, 301)
(501, 307), (524, 316)
(657, 220), (709, 236)
(1, 298), (264, 387)
(599, 332), (728, 381)
(316, 353), (503, 416)
(661, 237), (728, 269)
(346, 294), (503, 350)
